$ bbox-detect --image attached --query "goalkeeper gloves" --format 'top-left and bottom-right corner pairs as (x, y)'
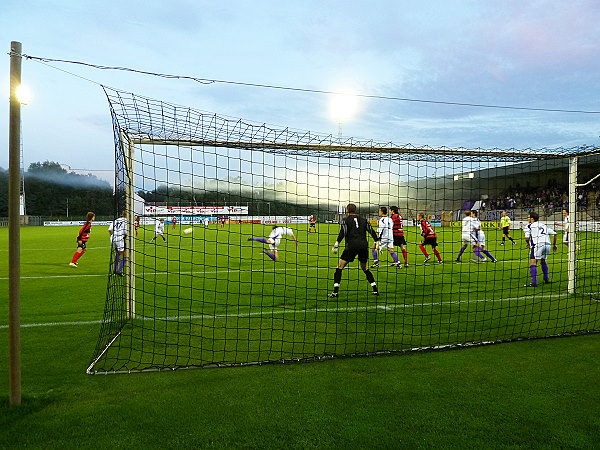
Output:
(331, 242), (339, 254)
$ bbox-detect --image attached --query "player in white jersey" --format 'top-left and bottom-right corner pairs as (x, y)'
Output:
(524, 211), (558, 287)
(371, 207), (402, 267)
(456, 210), (479, 262)
(248, 226), (298, 261)
(471, 210), (497, 262)
(108, 210), (128, 275)
(150, 218), (167, 243)
(554, 209), (571, 247)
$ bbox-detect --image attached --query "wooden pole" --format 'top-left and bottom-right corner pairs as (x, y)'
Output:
(8, 40), (23, 406)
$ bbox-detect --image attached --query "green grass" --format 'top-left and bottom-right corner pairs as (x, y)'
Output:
(1, 225), (599, 448)
(87, 222), (599, 372)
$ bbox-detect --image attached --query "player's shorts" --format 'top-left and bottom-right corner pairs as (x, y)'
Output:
(340, 243), (369, 263)
(502, 226), (510, 235)
(267, 238), (280, 251)
(111, 238), (126, 252)
(76, 240), (87, 250)
(563, 232), (569, 244)
(422, 237), (438, 247)
(379, 238), (394, 249)
(461, 234), (476, 246)
(476, 232), (486, 246)
(529, 243), (551, 260)
(393, 235), (406, 246)
(309, 223), (316, 228)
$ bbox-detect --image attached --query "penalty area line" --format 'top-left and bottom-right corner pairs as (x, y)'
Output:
(4, 257), (597, 281)
(2, 291), (596, 330)
(0, 266), (334, 281)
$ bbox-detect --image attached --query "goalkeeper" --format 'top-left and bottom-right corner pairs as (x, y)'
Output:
(328, 203), (379, 298)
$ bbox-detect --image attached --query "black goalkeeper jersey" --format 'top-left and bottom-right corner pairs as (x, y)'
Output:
(336, 214), (378, 247)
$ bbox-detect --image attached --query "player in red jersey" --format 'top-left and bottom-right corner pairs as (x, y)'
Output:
(172, 216), (177, 229)
(308, 215), (317, 233)
(69, 211), (95, 267)
(134, 216), (140, 236)
(417, 213), (443, 264)
(390, 206), (408, 267)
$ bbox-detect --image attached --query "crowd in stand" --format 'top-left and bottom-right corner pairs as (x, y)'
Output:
(487, 183), (600, 216)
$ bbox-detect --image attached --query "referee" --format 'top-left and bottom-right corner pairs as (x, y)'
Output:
(329, 203), (379, 298)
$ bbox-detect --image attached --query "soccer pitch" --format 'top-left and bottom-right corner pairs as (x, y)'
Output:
(88, 222), (600, 373)
(1, 225), (599, 448)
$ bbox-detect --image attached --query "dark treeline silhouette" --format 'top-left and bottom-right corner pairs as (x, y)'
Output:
(0, 161), (113, 217)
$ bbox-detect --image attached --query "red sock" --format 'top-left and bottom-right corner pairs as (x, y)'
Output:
(402, 249), (408, 263)
(71, 251), (83, 263)
(419, 245), (428, 257)
(433, 249), (442, 261)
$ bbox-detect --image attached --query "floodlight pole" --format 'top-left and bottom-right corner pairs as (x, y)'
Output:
(567, 157), (577, 294)
(8, 41), (23, 406)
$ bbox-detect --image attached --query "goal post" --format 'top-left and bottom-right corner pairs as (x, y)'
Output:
(88, 87), (600, 374)
(568, 157), (577, 294)
(124, 132), (136, 318)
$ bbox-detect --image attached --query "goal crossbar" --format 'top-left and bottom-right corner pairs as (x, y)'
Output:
(127, 134), (600, 162)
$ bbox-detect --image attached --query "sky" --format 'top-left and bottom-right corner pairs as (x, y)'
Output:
(1, 0), (600, 175)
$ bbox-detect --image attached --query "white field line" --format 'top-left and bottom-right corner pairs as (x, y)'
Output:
(2, 257), (598, 281)
(1, 291), (598, 331)
(0, 246), (112, 252)
(5, 266), (335, 280)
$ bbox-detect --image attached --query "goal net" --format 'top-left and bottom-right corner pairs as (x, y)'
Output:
(88, 87), (600, 374)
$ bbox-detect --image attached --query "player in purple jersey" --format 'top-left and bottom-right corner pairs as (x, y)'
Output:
(328, 203), (379, 298)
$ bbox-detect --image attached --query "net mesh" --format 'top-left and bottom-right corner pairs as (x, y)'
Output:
(88, 87), (600, 374)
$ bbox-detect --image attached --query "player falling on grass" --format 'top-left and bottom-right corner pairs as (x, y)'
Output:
(308, 215), (317, 233)
(248, 226), (298, 261)
(328, 203), (379, 298)
(108, 210), (128, 275)
(524, 211), (558, 287)
(499, 211), (516, 245)
(69, 211), (95, 267)
(371, 206), (402, 268)
(390, 206), (409, 267)
(417, 213), (443, 264)
(150, 218), (167, 243)
(471, 210), (497, 263)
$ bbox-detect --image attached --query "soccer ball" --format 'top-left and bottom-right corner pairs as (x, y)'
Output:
(182, 227), (193, 235)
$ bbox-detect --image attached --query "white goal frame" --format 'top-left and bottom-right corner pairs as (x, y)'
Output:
(118, 130), (595, 317)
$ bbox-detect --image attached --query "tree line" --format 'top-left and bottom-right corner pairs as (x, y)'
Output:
(0, 161), (113, 218)
(0, 160), (330, 219)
